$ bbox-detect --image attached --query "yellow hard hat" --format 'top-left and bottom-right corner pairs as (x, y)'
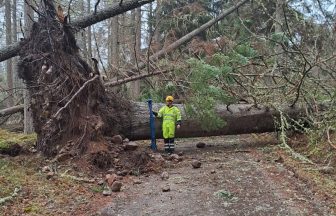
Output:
(165, 95), (174, 102)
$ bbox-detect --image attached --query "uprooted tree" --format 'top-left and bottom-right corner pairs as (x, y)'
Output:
(2, 0), (324, 168)
(17, 0), (132, 157)
(5, 0), (256, 159)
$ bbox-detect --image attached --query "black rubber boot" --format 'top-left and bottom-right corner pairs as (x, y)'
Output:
(164, 138), (170, 153)
(169, 138), (175, 154)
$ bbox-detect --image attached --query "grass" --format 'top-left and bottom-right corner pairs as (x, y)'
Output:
(0, 153), (98, 215)
(214, 189), (234, 200)
(0, 129), (100, 215)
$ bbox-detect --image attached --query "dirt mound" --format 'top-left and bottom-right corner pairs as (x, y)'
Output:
(60, 137), (160, 175)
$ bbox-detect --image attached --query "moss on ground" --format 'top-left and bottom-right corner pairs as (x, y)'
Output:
(0, 129), (36, 150)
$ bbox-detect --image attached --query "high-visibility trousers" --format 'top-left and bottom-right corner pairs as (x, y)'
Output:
(162, 121), (175, 139)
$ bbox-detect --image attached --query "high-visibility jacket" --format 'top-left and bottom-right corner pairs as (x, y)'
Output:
(158, 105), (181, 139)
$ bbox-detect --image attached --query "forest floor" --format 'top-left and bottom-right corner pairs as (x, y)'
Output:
(0, 133), (335, 216)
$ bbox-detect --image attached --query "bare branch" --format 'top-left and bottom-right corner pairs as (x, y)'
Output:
(0, 0), (154, 62)
(0, 105), (24, 117)
(108, 69), (172, 87)
(104, 0), (250, 86)
(94, 0), (101, 14)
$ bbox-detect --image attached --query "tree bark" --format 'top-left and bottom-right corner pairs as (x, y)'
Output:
(109, 6), (119, 77)
(23, 0), (34, 134)
(122, 103), (305, 140)
(0, 102), (306, 141)
(129, 7), (141, 99)
(153, 0), (161, 45)
(87, 0), (92, 58)
(5, 0), (14, 107)
(12, 0), (20, 93)
(78, 0), (88, 59)
(0, 0), (154, 63)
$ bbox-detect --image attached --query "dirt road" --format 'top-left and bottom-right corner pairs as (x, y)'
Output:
(98, 136), (335, 216)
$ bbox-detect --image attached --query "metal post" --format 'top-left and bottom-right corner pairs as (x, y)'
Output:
(147, 99), (157, 151)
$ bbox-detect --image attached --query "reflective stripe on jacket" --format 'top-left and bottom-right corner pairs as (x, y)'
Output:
(158, 105), (182, 139)
(158, 105), (181, 124)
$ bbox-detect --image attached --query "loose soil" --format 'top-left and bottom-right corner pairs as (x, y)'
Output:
(1, 134), (335, 216)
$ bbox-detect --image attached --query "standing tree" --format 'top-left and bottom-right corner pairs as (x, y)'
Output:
(5, 0), (14, 107)
(23, 0), (34, 134)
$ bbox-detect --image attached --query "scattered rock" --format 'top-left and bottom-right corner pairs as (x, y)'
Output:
(105, 174), (118, 187)
(152, 153), (165, 164)
(111, 181), (122, 192)
(169, 154), (182, 162)
(106, 168), (116, 174)
(191, 160), (202, 169)
(133, 178), (142, 185)
(30, 147), (37, 153)
(161, 171), (169, 180)
(288, 170), (295, 177)
(124, 142), (139, 151)
(102, 186), (112, 196)
(111, 135), (123, 144)
(46, 171), (54, 179)
(97, 179), (105, 185)
(210, 170), (216, 174)
(123, 138), (129, 143)
(117, 170), (129, 176)
(196, 142), (206, 148)
(42, 166), (51, 173)
(162, 184), (170, 192)
(274, 156), (284, 163)
(177, 151), (184, 156)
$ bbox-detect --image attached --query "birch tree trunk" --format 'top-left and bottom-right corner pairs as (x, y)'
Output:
(5, 0), (14, 107)
(12, 0), (20, 95)
(78, 0), (88, 59)
(129, 7), (141, 99)
(110, 6), (119, 77)
(23, 0), (34, 134)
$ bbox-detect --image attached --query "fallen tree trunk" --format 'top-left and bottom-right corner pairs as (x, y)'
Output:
(122, 103), (305, 140)
(0, 102), (305, 141)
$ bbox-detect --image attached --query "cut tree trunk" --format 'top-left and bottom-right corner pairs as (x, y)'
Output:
(122, 103), (305, 140)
